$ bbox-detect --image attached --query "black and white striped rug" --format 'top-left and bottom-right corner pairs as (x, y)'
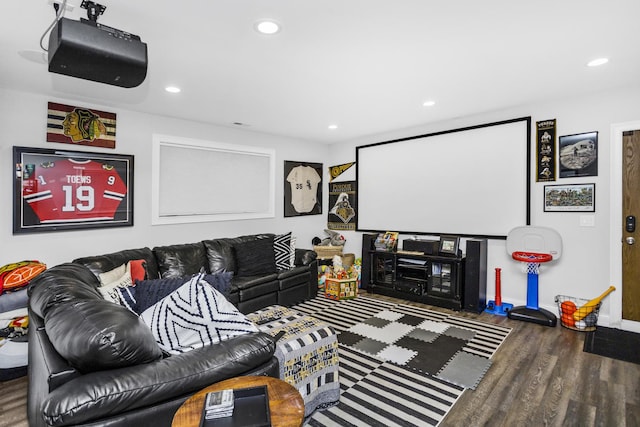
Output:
(293, 294), (511, 426)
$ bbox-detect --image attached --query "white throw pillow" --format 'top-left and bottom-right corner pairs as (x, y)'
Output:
(274, 232), (292, 270)
(290, 235), (297, 267)
(140, 274), (258, 354)
(98, 263), (133, 304)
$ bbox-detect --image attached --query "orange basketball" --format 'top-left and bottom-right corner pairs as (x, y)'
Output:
(560, 300), (577, 315)
(561, 313), (576, 327)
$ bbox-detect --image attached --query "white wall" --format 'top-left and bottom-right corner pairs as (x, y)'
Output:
(4, 85), (640, 326)
(329, 84), (640, 326)
(0, 88), (328, 267)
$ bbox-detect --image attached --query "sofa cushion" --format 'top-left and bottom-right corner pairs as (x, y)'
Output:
(153, 243), (209, 278)
(234, 236), (277, 277)
(203, 239), (236, 274)
(274, 232), (292, 270)
(44, 299), (162, 373)
(28, 263), (103, 319)
(140, 274), (258, 355)
(73, 247), (160, 280)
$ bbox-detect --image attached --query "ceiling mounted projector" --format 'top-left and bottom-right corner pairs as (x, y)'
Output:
(47, 1), (148, 88)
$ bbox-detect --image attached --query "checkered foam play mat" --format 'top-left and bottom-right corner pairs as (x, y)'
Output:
(292, 293), (511, 426)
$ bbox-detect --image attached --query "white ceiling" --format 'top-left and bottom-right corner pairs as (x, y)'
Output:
(2, 1), (639, 143)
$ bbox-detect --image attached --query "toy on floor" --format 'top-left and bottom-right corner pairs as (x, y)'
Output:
(572, 285), (616, 321)
(506, 226), (562, 327)
(485, 268), (514, 316)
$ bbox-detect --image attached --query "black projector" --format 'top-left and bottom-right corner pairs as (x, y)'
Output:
(48, 17), (148, 88)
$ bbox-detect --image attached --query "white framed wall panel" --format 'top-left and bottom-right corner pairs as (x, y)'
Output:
(152, 134), (275, 224)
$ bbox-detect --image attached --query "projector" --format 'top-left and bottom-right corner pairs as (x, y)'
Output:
(48, 17), (148, 88)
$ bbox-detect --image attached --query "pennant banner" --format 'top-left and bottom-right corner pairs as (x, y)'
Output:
(329, 162), (355, 182)
(328, 181), (357, 230)
(536, 119), (556, 182)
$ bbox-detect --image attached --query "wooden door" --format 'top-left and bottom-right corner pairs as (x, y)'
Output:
(622, 129), (640, 321)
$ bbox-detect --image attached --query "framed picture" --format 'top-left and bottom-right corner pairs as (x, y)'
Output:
(284, 161), (322, 217)
(559, 131), (598, 178)
(544, 183), (595, 212)
(439, 235), (460, 256)
(13, 146), (134, 234)
(46, 102), (117, 149)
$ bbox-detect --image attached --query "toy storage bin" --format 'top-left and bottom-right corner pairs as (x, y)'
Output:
(555, 294), (600, 332)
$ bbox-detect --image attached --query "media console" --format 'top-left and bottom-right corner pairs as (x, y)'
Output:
(361, 234), (487, 312)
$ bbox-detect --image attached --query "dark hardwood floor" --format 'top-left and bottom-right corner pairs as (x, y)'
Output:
(2, 292), (639, 427)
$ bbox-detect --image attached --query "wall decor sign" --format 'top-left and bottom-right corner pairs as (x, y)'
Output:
(13, 146), (134, 234)
(559, 131), (598, 178)
(328, 180), (357, 230)
(536, 119), (556, 182)
(284, 161), (322, 217)
(543, 183), (595, 212)
(46, 102), (117, 149)
(329, 162), (355, 182)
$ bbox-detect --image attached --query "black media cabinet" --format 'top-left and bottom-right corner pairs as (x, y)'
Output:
(361, 234), (487, 312)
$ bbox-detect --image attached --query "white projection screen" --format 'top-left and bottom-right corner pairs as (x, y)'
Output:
(356, 117), (531, 239)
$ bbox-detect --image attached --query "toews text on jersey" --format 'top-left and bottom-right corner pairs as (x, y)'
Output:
(22, 159), (127, 223)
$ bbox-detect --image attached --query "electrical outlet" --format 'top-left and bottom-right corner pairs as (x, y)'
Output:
(48, 0), (75, 12)
(579, 215), (595, 227)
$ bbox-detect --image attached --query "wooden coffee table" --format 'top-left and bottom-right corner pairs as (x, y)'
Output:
(172, 375), (304, 427)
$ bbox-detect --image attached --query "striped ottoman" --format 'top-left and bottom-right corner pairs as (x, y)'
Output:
(247, 305), (340, 417)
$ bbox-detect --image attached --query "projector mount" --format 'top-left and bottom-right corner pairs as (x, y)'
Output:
(80, 0), (106, 22)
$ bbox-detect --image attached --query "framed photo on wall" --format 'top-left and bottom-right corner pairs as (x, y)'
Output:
(543, 183), (595, 212)
(284, 161), (323, 217)
(559, 131), (598, 178)
(13, 146), (134, 234)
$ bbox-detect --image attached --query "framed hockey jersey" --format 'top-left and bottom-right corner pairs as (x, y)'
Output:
(13, 146), (134, 234)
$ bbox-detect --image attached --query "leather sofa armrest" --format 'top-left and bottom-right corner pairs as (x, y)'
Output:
(41, 333), (275, 427)
(294, 248), (317, 266)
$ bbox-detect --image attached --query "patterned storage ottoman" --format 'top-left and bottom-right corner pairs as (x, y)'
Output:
(247, 305), (339, 417)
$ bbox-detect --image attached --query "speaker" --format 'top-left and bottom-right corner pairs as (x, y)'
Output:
(48, 18), (148, 88)
(403, 239), (440, 254)
(360, 234), (377, 289)
(464, 239), (487, 312)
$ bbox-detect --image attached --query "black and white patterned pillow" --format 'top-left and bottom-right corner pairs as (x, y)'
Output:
(274, 232), (292, 270)
(140, 274), (258, 354)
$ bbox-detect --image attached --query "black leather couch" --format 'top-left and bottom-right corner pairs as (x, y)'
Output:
(27, 233), (318, 427)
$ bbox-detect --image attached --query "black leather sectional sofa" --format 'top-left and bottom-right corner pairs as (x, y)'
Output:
(27, 233), (318, 427)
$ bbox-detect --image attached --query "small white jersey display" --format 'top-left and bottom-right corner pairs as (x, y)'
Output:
(286, 165), (321, 213)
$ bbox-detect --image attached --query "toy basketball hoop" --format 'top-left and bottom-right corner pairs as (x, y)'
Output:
(512, 251), (553, 275)
(506, 227), (562, 327)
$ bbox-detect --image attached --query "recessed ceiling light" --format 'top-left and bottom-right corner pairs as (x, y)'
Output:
(255, 20), (281, 35)
(423, 100), (436, 107)
(165, 86), (181, 93)
(328, 124), (338, 130)
(587, 58), (608, 67)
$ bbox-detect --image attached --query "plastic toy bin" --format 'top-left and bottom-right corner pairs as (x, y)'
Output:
(555, 295), (600, 332)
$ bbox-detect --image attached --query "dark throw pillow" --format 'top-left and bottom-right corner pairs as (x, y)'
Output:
(121, 272), (234, 314)
(234, 236), (277, 277)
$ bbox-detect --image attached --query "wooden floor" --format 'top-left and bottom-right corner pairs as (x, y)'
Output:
(2, 292), (639, 427)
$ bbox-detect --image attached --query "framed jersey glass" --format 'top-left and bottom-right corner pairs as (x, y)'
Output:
(284, 160), (322, 217)
(13, 146), (134, 234)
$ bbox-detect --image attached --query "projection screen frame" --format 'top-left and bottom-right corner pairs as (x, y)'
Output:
(356, 116), (531, 240)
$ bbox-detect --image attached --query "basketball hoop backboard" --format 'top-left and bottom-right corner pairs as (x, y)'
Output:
(506, 226), (562, 260)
